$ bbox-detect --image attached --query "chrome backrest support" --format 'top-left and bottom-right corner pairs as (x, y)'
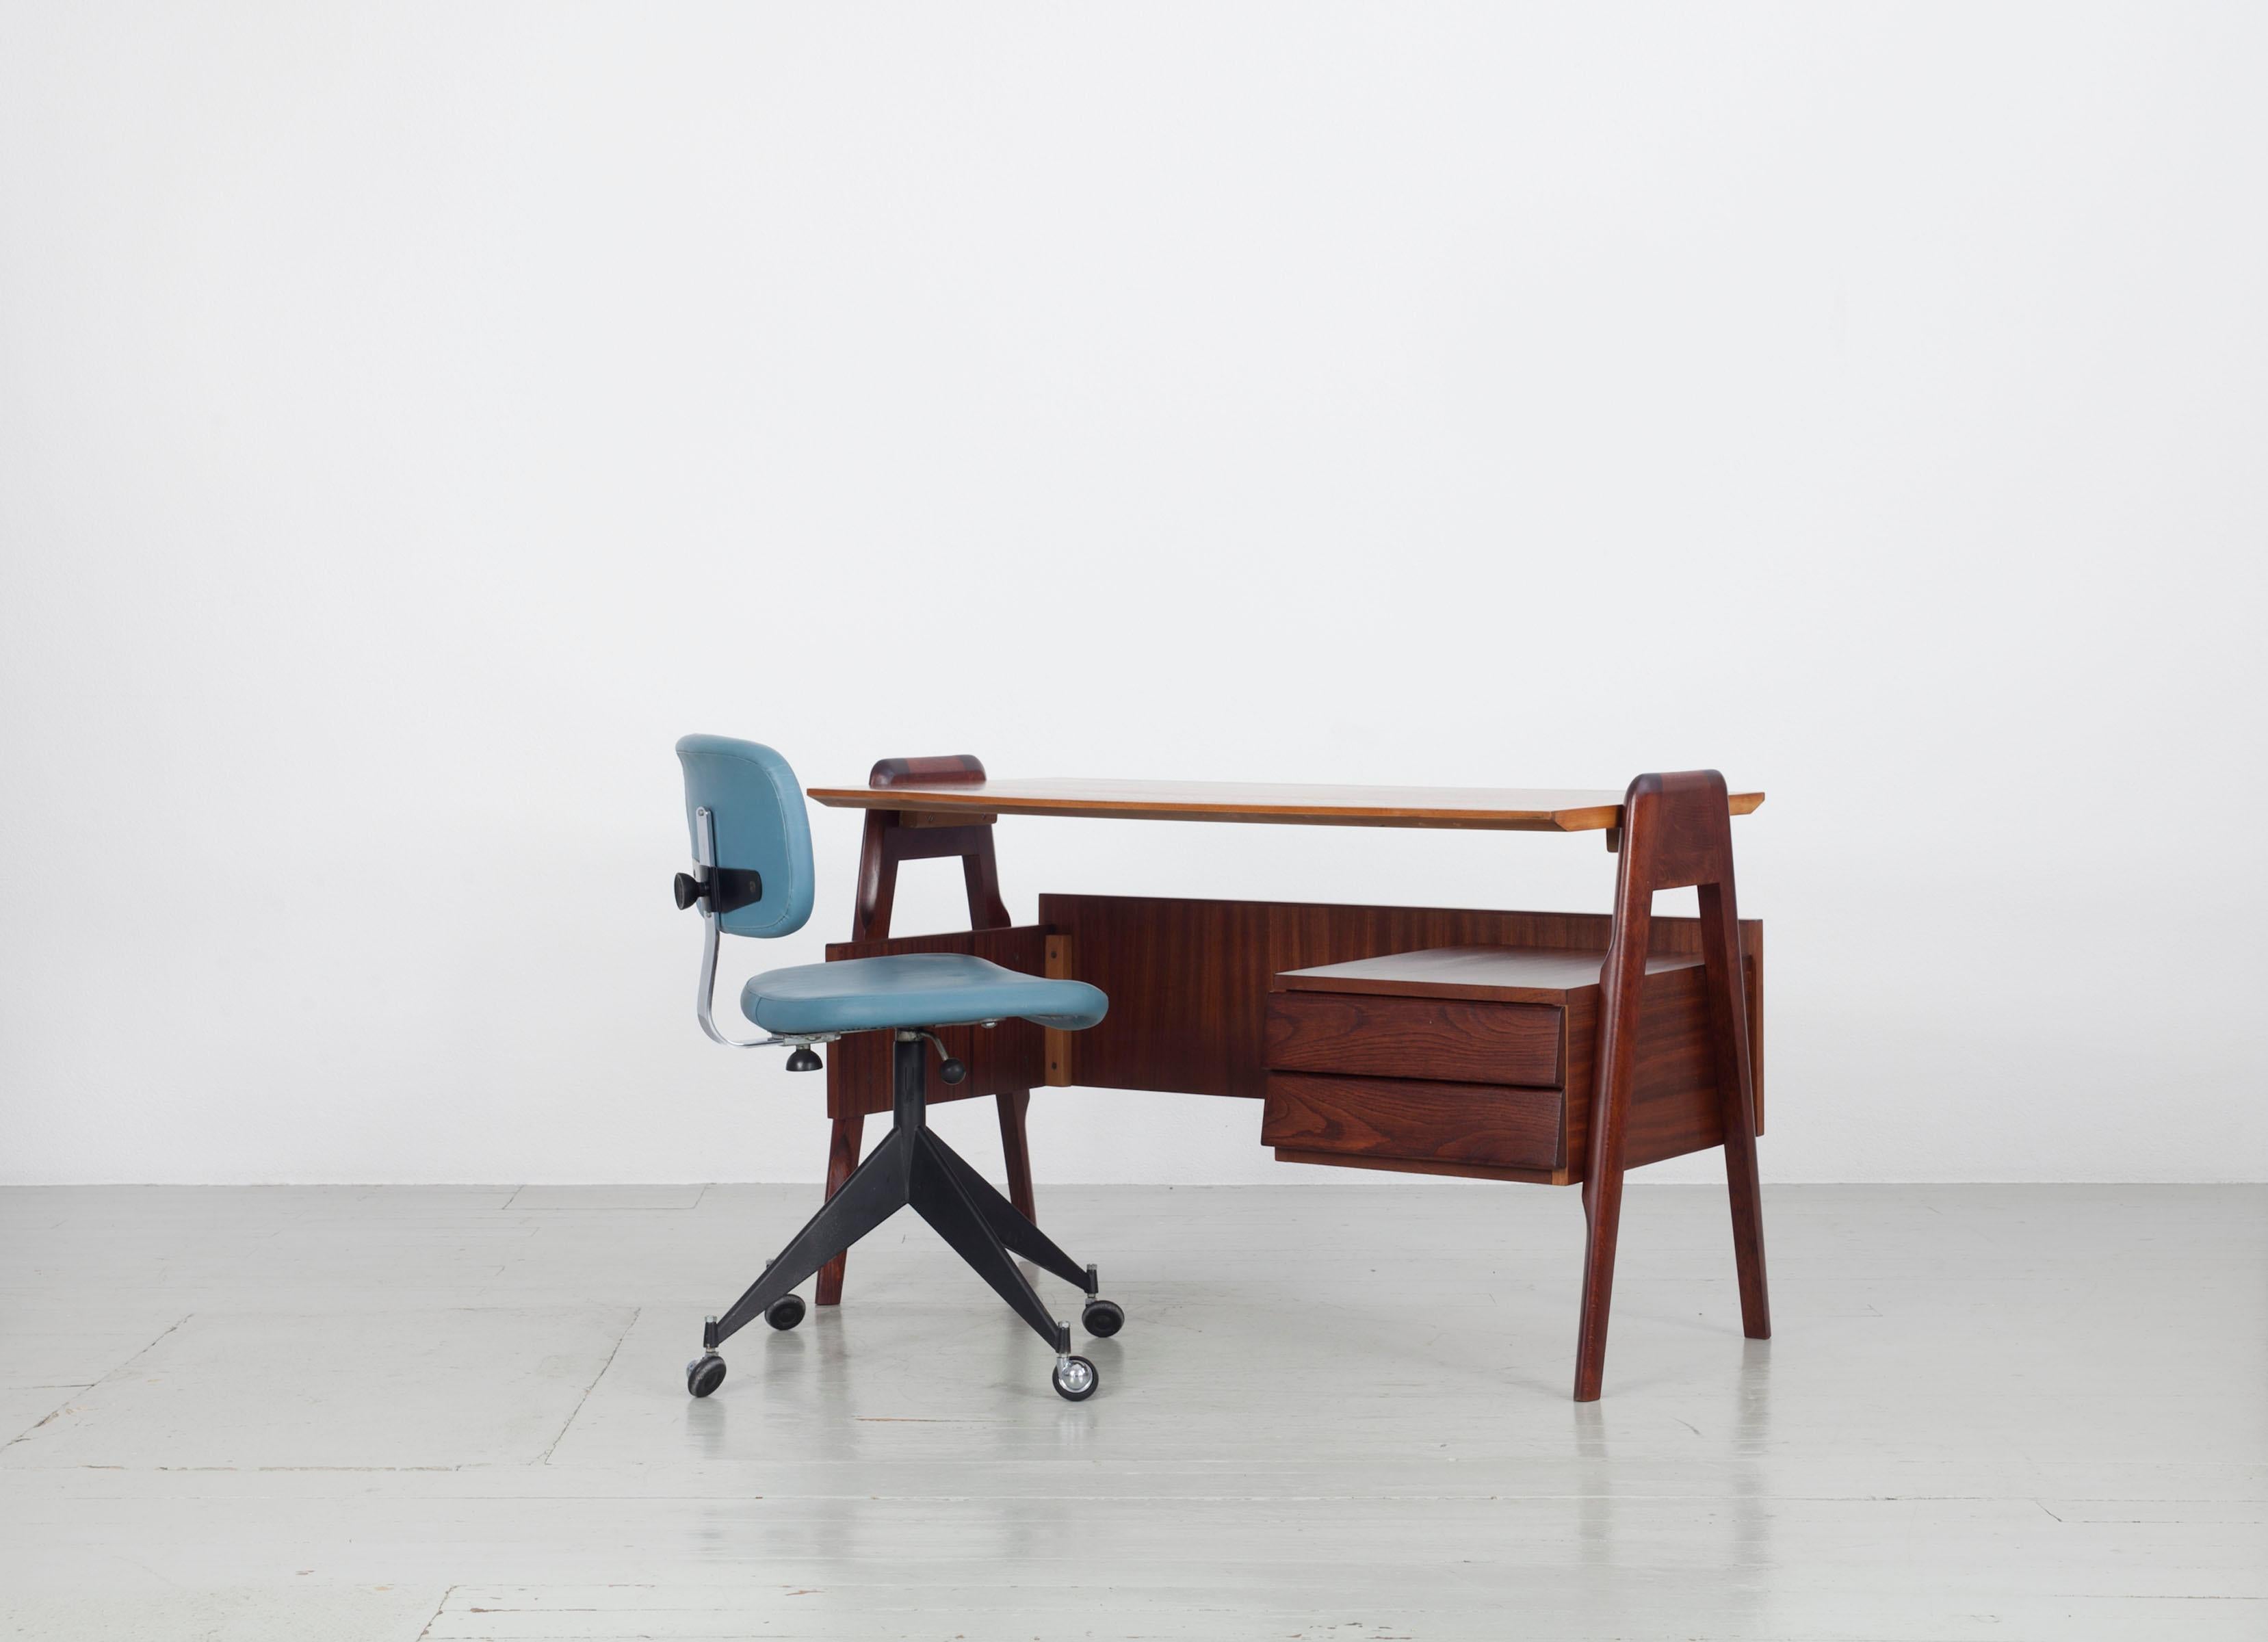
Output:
(689, 807), (837, 1053)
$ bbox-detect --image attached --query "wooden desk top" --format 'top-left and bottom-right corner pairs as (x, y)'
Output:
(805, 777), (1765, 833)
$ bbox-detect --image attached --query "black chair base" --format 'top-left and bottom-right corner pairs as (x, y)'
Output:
(688, 1032), (1117, 1401)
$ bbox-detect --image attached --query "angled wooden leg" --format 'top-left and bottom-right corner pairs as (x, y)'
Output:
(1699, 881), (1770, 1339)
(1575, 902), (1650, 1403)
(1574, 1162), (1627, 1404)
(1577, 769), (1770, 1399)
(830, 755), (1023, 1308)
(814, 1112), (863, 1307)
(996, 1089), (1037, 1224)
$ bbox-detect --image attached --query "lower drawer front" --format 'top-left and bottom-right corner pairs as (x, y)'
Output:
(1262, 1071), (1566, 1172)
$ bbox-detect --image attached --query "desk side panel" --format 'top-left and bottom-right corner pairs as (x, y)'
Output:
(1640, 921), (1768, 1134)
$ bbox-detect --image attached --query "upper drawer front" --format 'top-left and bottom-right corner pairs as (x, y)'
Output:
(1266, 991), (1563, 1086)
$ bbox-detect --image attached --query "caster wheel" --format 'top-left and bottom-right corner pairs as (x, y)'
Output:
(1052, 1355), (1099, 1402)
(766, 1294), (806, 1331)
(1082, 1297), (1125, 1338)
(686, 1353), (727, 1398)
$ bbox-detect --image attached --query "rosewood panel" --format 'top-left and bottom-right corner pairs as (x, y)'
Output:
(1262, 1071), (1567, 1172)
(1037, 896), (1277, 1099)
(1559, 963), (1723, 1175)
(1265, 993), (1563, 1086)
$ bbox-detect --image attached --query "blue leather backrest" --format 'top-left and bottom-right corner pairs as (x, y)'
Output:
(675, 735), (816, 939)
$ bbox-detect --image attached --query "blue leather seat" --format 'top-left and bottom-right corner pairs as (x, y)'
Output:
(673, 734), (1121, 1405)
(744, 953), (1106, 1037)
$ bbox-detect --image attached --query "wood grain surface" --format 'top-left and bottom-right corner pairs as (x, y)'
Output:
(811, 776), (1764, 833)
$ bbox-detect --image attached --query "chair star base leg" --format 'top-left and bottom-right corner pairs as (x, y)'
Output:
(691, 1033), (1120, 1401)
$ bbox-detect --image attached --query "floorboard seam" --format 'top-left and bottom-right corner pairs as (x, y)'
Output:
(0, 1390), (76, 1445)
(540, 1306), (636, 1466)
(413, 1582), (457, 1641)
(1, 1314), (187, 1451)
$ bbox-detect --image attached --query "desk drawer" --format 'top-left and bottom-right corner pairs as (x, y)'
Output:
(1262, 1071), (1566, 1172)
(1266, 991), (1563, 1086)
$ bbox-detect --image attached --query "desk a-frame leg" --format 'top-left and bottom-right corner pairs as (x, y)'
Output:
(816, 754), (1031, 1307)
(1574, 770), (1771, 1401)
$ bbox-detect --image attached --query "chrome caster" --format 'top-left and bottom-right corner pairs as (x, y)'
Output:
(1052, 1354), (1099, 1402)
(686, 1353), (727, 1398)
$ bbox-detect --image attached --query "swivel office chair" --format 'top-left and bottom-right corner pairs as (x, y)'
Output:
(673, 734), (1122, 1402)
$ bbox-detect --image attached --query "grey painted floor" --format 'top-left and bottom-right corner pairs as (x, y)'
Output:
(0, 1182), (2260, 1641)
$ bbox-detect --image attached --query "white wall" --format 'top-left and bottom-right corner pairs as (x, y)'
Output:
(3, 4), (2263, 1186)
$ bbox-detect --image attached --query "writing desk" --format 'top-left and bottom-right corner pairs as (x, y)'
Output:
(805, 757), (1770, 1400)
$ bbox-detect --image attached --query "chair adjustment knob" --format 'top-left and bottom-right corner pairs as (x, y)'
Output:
(673, 866), (763, 914)
(784, 1045), (823, 1073)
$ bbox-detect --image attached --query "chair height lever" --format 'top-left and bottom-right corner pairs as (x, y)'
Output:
(915, 1031), (967, 1085)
